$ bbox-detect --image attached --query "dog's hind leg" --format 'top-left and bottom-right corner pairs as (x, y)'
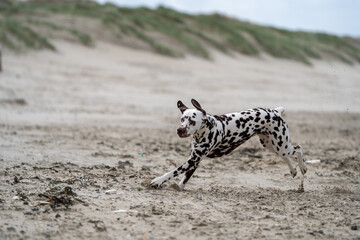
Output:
(260, 134), (297, 178)
(290, 145), (307, 192)
(279, 141), (307, 192)
(281, 156), (297, 178)
(292, 145), (307, 175)
(258, 134), (276, 153)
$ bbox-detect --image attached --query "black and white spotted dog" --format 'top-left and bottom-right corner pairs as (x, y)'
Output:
(150, 99), (307, 190)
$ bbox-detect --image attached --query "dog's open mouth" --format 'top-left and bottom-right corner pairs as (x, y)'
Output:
(178, 133), (190, 138)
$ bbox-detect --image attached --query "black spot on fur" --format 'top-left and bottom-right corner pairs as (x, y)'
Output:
(228, 137), (236, 144)
(273, 132), (278, 139)
(235, 120), (240, 128)
(208, 131), (214, 143)
(226, 130), (232, 136)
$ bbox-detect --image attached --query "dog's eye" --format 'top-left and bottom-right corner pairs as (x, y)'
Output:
(189, 119), (196, 126)
(181, 118), (184, 123)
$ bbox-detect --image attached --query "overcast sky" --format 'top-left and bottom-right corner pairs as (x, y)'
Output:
(96, 0), (360, 37)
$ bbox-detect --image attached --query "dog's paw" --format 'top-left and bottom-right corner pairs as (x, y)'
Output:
(300, 163), (307, 175)
(291, 169), (297, 178)
(149, 177), (163, 189)
(297, 183), (304, 193)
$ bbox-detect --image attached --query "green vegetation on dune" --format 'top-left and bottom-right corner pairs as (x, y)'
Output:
(26, 18), (92, 46)
(0, 17), (55, 50)
(0, 0), (359, 65)
(194, 14), (259, 55)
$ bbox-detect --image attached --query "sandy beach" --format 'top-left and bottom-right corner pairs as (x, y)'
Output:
(1, 40), (360, 239)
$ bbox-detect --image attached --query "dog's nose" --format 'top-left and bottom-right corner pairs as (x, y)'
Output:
(177, 127), (186, 135)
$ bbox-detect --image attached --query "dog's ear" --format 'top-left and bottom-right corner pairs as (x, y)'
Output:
(191, 99), (206, 116)
(177, 100), (188, 113)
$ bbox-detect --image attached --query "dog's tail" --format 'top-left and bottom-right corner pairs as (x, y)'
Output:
(275, 106), (284, 115)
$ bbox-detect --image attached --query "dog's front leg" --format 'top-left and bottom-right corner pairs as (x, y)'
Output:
(178, 168), (196, 190)
(149, 152), (202, 189)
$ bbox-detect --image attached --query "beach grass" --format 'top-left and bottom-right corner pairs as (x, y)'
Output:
(0, 0), (359, 64)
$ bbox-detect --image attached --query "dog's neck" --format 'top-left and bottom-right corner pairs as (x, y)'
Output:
(192, 114), (217, 142)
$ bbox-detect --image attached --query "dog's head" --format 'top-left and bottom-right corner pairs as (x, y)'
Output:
(176, 99), (207, 138)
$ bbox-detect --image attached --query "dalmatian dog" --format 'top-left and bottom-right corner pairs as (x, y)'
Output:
(150, 99), (307, 191)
